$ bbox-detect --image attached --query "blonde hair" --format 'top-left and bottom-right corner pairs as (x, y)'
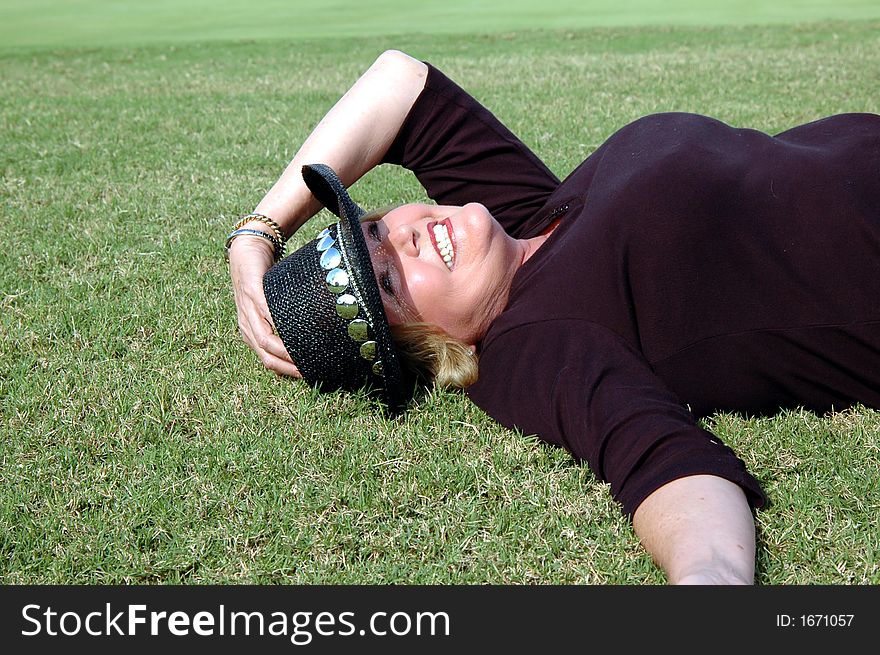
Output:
(360, 207), (479, 389)
(390, 323), (479, 389)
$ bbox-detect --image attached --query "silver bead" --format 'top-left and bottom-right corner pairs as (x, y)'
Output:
(335, 294), (359, 319)
(347, 319), (370, 342)
(371, 361), (384, 376)
(320, 246), (342, 270)
(316, 233), (335, 253)
(359, 340), (377, 361)
(325, 268), (349, 293)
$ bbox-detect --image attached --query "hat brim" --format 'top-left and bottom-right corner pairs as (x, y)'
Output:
(301, 164), (408, 413)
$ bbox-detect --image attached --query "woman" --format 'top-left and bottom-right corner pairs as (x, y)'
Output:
(227, 50), (880, 584)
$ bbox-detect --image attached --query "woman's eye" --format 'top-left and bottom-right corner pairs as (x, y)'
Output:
(368, 222), (381, 242)
(380, 272), (395, 296)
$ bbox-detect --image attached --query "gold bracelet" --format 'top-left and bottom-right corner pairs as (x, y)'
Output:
(234, 213), (286, 256)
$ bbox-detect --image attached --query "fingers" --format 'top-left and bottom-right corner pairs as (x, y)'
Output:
(229, 239), (302, 378)
(257, 344), (302, 378)
(240, 305), (302, 378)
(258, 330), (293, 363)
(254, 324), (302, 378)
(241, 330), (297, 375)
(242, 322), (302, 377)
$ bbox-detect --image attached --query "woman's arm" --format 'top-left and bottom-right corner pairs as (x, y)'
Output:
(228, 50), (428, 375)
(632, 474), (756, 584)
(381, 64), (559, 237)
(469, 320), (764, 583)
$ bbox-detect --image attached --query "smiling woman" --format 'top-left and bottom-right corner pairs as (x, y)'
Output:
(361, 207), (482, 389)
(226, 49), (880, 585)
(360, 202), (546, 344)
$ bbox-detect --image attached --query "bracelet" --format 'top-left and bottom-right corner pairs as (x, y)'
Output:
(225, 228), (283, 262)
(234, 213), (286, 252)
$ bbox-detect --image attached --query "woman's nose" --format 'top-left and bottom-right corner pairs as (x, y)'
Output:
(388, 223), (420, 257)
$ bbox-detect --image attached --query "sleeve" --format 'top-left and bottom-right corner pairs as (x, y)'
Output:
(381, 63), (560, 238)
(468, 320), (767, 518)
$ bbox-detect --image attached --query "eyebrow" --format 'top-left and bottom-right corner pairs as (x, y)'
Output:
(361, 219), (421, 324)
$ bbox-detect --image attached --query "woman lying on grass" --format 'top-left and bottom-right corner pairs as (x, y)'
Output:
(227, 50), (880, 584)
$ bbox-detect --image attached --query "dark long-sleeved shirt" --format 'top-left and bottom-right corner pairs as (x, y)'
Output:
(383, 63), (880, 516)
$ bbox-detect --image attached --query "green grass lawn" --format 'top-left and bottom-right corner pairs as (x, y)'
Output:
(2, 0), (880, 49)
(1, 6), (879, 584)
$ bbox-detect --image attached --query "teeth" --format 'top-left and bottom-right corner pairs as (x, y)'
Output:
(432, 223), (455, 270)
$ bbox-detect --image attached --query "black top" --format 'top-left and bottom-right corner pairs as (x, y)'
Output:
(383, 63), (880, 517)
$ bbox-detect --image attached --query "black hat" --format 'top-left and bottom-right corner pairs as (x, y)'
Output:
(263, 164), (407, 413)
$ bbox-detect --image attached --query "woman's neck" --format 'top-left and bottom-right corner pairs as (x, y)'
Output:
(519, 228), (556, 266)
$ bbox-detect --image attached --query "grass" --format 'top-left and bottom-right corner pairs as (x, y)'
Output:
(1, 11), (879, 584)
(2, 0), (880, 50)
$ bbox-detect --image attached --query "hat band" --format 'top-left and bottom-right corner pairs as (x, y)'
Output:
(315, 225), (384, 377)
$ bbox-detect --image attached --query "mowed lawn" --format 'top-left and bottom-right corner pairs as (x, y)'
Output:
(1, 6), (879, 583)
(2, 0), (880, 49)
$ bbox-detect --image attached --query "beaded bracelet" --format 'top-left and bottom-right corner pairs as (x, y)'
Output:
(234, 213), (286, 251)
(225, 227), (283, 262)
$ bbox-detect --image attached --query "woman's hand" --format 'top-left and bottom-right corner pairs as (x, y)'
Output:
(228, 234), (301, 377)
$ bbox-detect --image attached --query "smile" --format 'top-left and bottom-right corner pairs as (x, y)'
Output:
(430, 220), (456, 270)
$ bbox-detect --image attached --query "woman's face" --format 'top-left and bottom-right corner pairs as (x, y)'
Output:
(361, 202), (521, 345)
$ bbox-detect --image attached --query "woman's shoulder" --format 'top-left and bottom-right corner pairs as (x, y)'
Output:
(557, 113), (734, 190)
(606, 111), (880, 155)
(584, 110), (877, 194)
(579, 112), (758, 196)
(603, 112), (761, 156)
(610, 111), (730, 137)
